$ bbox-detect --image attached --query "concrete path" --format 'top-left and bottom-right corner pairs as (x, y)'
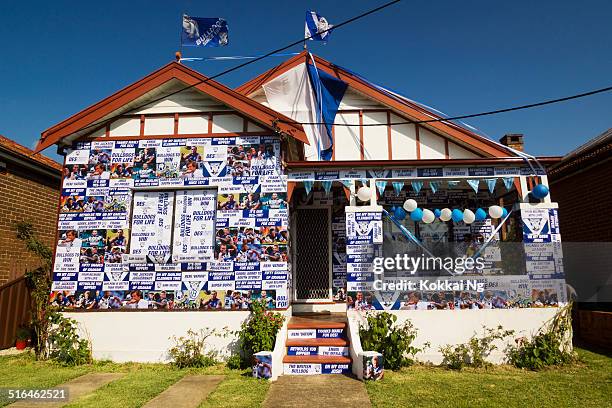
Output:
(8, 372), (124, 408)
(263, 375), (371, 408)
(143, 375), (225, 408)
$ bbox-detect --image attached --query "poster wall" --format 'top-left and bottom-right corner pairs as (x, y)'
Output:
(51, 136), (289, 311)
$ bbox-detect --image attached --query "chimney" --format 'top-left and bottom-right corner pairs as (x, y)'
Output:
(499, 133), (524, 152)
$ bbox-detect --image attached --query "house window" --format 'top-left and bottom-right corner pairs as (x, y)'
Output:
(129, 189), (216, 263)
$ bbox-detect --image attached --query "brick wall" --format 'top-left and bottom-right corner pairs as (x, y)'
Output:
(550, 159), (612, 242)
(550, 158), (612, 307)
(0, 163), (60, 284)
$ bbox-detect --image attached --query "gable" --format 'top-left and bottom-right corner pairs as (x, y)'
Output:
(36, 62), (306, 152)
(236, 52), (515, 160)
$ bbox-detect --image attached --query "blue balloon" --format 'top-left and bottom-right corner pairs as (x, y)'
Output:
(501, 207), (508, 218)
(410, 208), (424, 222)
(451, 209), (464, 223)
(394, 206), (407, 220)
(475, 208), (487, 221)
(532, 184), (549, 199)
(434, 209), (441, 218)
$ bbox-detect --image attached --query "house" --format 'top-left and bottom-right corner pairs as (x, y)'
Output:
(0, 134), (61, 283)
(35, 52), (567, 376)
(548, 128), (612, 349)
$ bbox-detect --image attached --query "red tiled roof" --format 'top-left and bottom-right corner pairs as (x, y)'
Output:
(0, 134), (62, 172)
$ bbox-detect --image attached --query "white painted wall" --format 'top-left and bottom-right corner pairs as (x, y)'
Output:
(419, 127), (447, 159)
(66, 311), (250, 363)
(362, 111), (389, 160)
(144, 116), (174, 135)
(212, 114), (244, 133)
(333, 113), (361, 160)
(178, 115), (209, 134)
(449, 142), (479, 159)
(109, 117), (140, 137)
(390, 113), (418, 160)
(348, 308), (563, 365)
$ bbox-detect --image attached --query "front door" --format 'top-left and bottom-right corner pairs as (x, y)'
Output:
(293, 207), (332, 302)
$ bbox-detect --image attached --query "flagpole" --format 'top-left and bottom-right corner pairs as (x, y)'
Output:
(177, 12), (185, 63)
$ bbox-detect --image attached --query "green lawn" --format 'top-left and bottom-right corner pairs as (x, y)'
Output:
(365, 348), (612, 408)
(0, 348), (610, 407)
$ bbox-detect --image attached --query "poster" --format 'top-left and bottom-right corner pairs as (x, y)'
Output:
(51, 136), (289, 311)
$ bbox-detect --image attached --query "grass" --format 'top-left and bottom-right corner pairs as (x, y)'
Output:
(0, 348), (610, 407)
(365, 348), (612, 408)
(0, 353), (270, 408)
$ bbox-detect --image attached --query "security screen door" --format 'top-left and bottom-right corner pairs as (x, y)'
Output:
(294, 207), (332, 301)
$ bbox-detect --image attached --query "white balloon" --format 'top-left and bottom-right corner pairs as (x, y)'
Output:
(463, 209), (475, 224)
(356, 186), (371, 202)
(440, 208), (452, 222)
(422, 209), (435, 224)
(403, 199), (418, 212)
(489, 205), (503, 219)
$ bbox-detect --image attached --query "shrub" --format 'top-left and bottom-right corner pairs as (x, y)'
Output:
(16, 326), (31, 341)
(440, 325), (514, 370)
(47, 312), (92, 366)
(359, 312), (425, 370)
(168, 329), (218, 368)
(236, 300), (284, 367)
(506, 303), (576, 370)
(226, 353), (243, 370)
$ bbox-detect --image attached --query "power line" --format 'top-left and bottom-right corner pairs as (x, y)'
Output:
(289, 85), (612, 127)
(68, 0), (402, 136)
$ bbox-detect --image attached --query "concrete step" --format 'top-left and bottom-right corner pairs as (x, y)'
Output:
(283, 355), (351, 364)
(287, 345), (349, 357)
(283, 359), (352, 375)
(287, 328), (345, 339)
(286, 338), (349, 347)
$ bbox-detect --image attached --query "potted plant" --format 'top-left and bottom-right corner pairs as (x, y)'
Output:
(15, 327), (30, 350)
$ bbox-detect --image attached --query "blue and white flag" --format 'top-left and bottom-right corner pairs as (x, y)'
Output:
(305, 11), (333, 42)
(181, 15), (229, 47)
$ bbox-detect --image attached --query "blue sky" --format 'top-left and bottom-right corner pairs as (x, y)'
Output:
(1, 0), (610, 161)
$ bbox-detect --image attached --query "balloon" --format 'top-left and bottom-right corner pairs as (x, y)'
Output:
(532, 184), (549, 199)
(410, 208), (423, 222)
(475, 208), (487, 221)
(463, 209), (476, 224)
(501, 207), (509, 218)
(489, 205), (503, 219)
(394, 206), (407, 220)
(451, 209), (464, 223)
(403, 199), (418, 212)
(440, 208), (452, 222)
(422, 209), (435, 224)
(356, 186), (371, 202)
(434, 209), (442, 218)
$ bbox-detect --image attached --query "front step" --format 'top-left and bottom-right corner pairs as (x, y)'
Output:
(283, 313), (352, 375)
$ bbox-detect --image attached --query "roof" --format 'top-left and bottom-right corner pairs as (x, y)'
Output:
(548, 128), (612, 177)
(36, 61), (308, 152)
(236, 51), (517, 158)
(0, 134), (62, 172)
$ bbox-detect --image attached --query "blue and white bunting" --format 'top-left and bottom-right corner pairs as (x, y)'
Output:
(503, 177), (514, 190)
(375, 180), (388, 196)
(321, 180), (333, 195)
(429, 181), (440, 194)
(392, 181), (404, 196)
(411, 181), (424, 194)
(466, 179), (480, 193)
(303, 180), (314, 195)
(485, 178), (497, 194)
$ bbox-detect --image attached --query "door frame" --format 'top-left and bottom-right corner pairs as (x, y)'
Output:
(291, 205), (333, 303)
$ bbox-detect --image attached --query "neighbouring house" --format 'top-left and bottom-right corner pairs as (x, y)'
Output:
(35, 52), (568, 377)
(548, 128), (612, 349)
(0, 134), (62, 284)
